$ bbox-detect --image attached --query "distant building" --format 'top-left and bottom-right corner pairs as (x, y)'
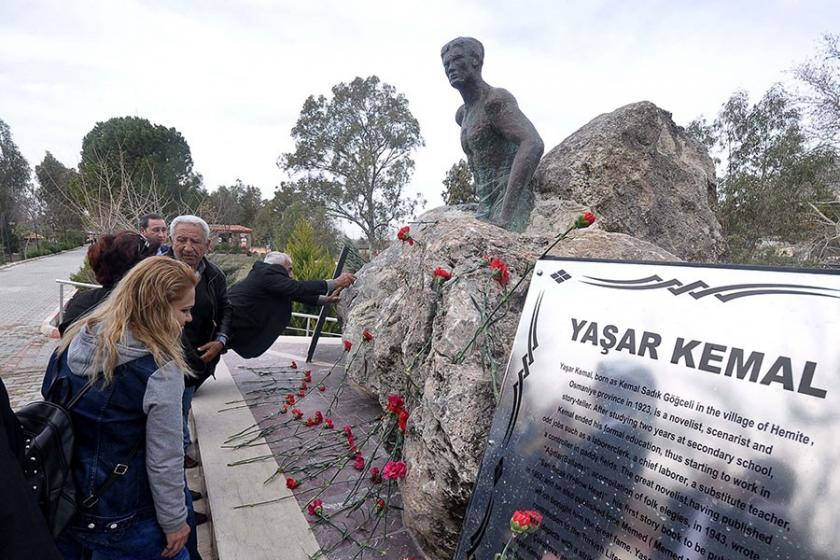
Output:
(210, 224), (252, 251)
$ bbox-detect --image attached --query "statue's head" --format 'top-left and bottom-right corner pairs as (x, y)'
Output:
(441, 37), (484, 89)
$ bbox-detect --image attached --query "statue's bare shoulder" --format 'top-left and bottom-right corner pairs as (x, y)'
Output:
(484, 87), (518, 117)
(455, 105), (465, 126)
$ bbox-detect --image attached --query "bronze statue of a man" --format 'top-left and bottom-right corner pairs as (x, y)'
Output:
(441, 37), (544, 231)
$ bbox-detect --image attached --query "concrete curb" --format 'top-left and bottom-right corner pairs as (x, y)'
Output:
(192, 356), (321, 559)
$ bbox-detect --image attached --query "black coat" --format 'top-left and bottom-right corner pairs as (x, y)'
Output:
(228, 262), (328, 358)
(58, 286), (112, 336)
(165, 252), (232, 387)
(0, 379), (62, 559)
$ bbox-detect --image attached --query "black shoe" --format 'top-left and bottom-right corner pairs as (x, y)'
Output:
(190, 489), (203, 501)
(184, 455), (200, 469)
(194, 511), (208, 526)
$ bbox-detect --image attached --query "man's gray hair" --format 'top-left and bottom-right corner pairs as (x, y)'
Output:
(264, 252), (291, 267)
(170, 215), (210, 243)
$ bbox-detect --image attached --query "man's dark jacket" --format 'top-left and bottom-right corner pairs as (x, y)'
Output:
(229, 262), (328, 358)
(166, 250), (232, 387)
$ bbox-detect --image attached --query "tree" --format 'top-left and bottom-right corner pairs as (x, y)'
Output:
(281, 76), (424, 248)
(34, 152), (83, 237)
(441, 159), (477, 205)
(199, 180), (264, 227)
(79, 116), (205, 215)
(251, 183), (340, 254)
(689, 86), (837, 261)
(794, 33), (840, 147)
(285, 218), (338, 334)
(0, 118), (32, 256)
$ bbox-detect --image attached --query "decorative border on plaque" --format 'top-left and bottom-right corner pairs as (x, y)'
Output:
(464, 290), (545, 557)
(579, 273), (840, 302)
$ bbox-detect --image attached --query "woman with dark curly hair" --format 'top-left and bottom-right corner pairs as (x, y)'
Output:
(58, 231), (160, 336)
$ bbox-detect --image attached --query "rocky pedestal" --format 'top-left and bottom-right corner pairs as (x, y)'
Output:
(342, 208), (675, 558)
(531, 101), (726, 260)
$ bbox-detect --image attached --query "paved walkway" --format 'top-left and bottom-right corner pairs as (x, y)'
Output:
(0, 247), (87, 408)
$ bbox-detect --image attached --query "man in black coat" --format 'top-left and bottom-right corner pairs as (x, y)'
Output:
(229, 252), (355, 358)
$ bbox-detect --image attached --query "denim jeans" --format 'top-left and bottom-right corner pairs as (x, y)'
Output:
(182, 386), (195, 452)
(55, 515), (190, 560)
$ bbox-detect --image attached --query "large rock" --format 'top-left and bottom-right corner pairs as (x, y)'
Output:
(531, 101), (726, 261)
(342, 208), (675, 558)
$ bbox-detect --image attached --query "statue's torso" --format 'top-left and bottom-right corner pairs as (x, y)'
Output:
(459, 100), (519, 221)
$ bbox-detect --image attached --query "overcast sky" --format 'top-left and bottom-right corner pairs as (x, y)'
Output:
(1, 0), (838, 219)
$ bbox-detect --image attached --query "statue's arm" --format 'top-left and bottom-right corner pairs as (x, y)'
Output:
(455, 105), (465, 126)
(486, 89), (544, 225)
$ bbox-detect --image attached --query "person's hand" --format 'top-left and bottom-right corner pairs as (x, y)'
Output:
(323, 294), (341, 305)
(198, 340), (224, 363)
(162, 522), (190, 557)
(334, 272), (356, 289)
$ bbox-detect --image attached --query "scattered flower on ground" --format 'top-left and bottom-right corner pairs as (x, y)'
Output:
(362, 328), (375, 342)
(383, 460), (407, 480)
(370, 467), (382, 484)
(343, 339), (352, 352)
(307, 499), (323, 517)
(290, 361), (298, 369)
(286, 478), (299, 489)
(318, 384), (326, 392)
(324, 418), (334, 429)
(375, 498), (386, 514)
(386, 394), (405, 415)
(398, 409), (409, 432)
(353, 453), (365, 470)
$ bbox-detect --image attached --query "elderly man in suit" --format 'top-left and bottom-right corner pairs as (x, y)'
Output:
(228, 251), (355, 358)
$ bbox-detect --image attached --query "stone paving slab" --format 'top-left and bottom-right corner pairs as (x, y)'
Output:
(218, 336), (425, 559)
(0, 247), (87, 408)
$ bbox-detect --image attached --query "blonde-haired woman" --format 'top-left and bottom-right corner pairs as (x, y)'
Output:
(45, 257), (198, 559)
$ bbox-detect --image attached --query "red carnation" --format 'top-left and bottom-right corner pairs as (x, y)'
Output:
(286, 478), (299, 489)
(280, 404), (288, 414)
(298, 388), (306, 397)
(307, 498), (323, 516)
(510, 510), (542, 534)
(386, 394), (405, 415)
(286, 394), (296, 405)
(362, 328), (375, 342)
(324, 418), (334, 429)
(343, 339), (352, 352)
(488, 257), (510, 287)
(318, 384), (326, 392)
(352, 453), (365, 470)
(398, 409), (409, 432)
(300, 382), (308, 390)
(304, 370), (312, 382)
(575, 211), (597, 228)
(383, 460), (407, 480)
(290, 361), (298, 369)
(370, 467), (382, 483)
(432, 266), (452, 282)
(343, 425), (353, 437)
(397, 225), (414, 246)
(375, 498), (386, 513)
(292, 408), (303, 419)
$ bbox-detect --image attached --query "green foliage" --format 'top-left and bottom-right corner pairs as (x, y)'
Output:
(78, 116), (205, 217)
(0, 118), (32, 254)
(207, 253), (260, 287)
(690, 86), (837, 263)
(281, 76), (424, 248)
(794, 33), (840, 147)
(200, 179), (263, 227)
(35, 152), (84, 236)
(285, 219), (338, 334)
(441, 159), (477, 205)
(251, 183), (340, 255)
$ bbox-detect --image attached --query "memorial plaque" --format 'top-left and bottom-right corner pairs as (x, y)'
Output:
(456, 257), (840, 560)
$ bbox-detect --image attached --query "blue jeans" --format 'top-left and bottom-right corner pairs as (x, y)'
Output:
(55, 515), (190, 560)
(182, 386), (195, 452)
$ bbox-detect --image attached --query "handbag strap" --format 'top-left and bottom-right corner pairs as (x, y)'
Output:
(80, 438), (145, 509)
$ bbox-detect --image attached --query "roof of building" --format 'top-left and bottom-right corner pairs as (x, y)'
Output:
(209, 224), (253, 234)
